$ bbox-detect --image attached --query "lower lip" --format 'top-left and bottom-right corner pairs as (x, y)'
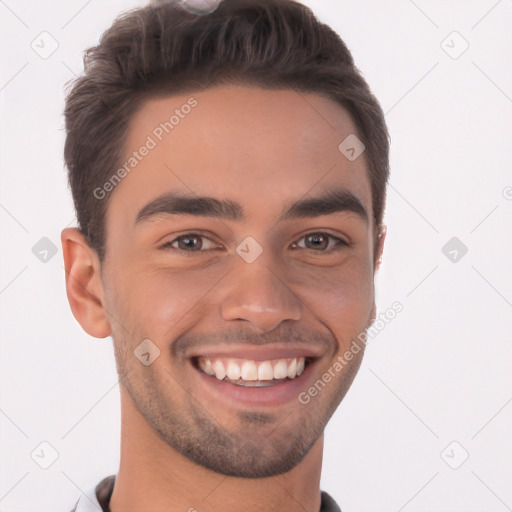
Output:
(192, 359), (317, 407)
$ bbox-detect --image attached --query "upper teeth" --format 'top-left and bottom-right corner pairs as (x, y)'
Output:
(197, 357), (306, 381)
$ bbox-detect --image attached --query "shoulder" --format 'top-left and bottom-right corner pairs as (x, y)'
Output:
(69, 474), (116, 512)
(320, 490), (342, 512)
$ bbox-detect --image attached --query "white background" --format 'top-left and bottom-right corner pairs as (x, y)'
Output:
(1, 1), (511, 511)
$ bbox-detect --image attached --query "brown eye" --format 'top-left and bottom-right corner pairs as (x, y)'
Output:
(160, 233), (220, 252)
(176, 234), (202, 251)
(305, 233), (328, 250)
(292, 232), (347, 252)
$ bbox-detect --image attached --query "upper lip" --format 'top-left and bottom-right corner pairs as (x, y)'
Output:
(187, 344), (325, 361)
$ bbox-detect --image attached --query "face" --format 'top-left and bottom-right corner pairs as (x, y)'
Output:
(99, 85), (382, 478)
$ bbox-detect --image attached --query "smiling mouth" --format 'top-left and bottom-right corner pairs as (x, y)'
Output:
(192, 356), (313, 387)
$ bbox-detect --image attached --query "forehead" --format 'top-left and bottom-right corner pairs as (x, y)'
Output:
(108, 85), (372, 227)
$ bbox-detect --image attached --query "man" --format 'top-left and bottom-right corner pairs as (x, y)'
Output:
(62, 0), (389, 510)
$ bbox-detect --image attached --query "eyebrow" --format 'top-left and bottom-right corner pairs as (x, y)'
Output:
(134, 189), (368, 225)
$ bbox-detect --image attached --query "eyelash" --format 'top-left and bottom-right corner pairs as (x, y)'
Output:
(159, 232), (349, 253)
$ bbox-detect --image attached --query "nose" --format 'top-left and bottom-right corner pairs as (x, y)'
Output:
(220, 256), (303, 332)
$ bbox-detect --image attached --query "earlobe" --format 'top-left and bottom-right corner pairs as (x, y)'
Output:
(61, 227), (111, 339)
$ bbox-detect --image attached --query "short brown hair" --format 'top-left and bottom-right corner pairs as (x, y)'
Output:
(64, 0), (390, 261)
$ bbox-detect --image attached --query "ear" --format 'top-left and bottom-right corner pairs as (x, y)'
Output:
(61, 227), (111, 339)
(374, 224), (387, 272)
(369, 224), (387, 321)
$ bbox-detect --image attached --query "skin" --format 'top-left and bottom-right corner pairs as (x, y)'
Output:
(62, 85), (385, 512)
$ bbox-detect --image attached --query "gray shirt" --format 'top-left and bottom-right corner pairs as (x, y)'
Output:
(70, 475), (342, 512)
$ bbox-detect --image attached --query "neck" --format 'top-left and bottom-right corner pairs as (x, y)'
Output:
(109, 387), (324, 512)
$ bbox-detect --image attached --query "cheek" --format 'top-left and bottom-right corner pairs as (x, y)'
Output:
(286, 257), (375, 337)
(115, 266), (223, 338)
